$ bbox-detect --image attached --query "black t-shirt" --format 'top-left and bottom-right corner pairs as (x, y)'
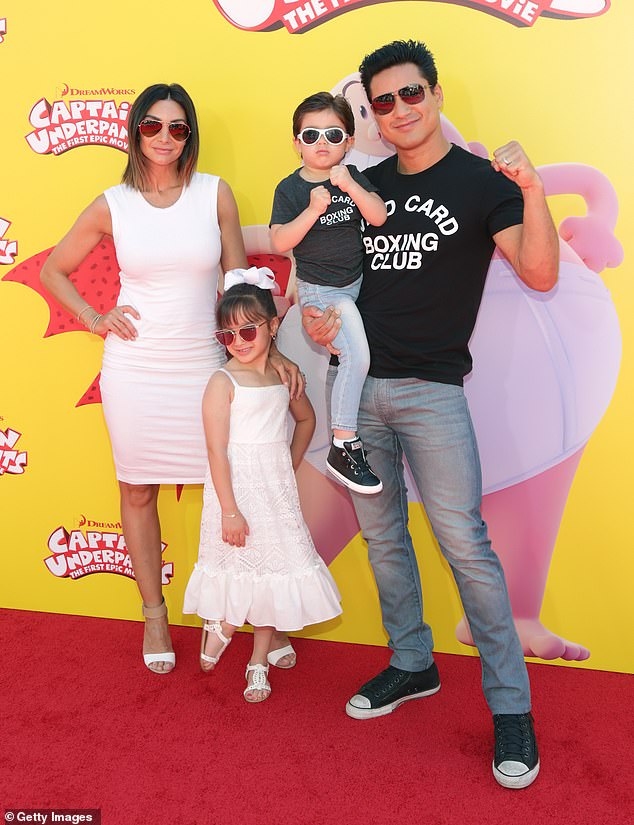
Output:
(270, 165), (378, 287)
(358, 145), (523, 385)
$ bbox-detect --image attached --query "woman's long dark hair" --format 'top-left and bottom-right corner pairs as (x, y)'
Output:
(122, 83), (199, 191)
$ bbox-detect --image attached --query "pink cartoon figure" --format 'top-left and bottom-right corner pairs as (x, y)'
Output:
(274, 72), (623, 663)
(458, 162), (622, 661)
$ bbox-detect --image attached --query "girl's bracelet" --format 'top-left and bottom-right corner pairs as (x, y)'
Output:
(77, 305), (95, 325)
(221, 512), (238, 519)
(89, 313), (103, 334)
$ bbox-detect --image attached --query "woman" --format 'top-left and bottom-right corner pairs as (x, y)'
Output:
(41, 83), (301, 674)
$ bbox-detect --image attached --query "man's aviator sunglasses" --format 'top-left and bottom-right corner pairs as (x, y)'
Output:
(138, 118), (191, 141)
(296, 127), (348, 146)
(215, 321), (267, 348)
(370, 83), (430, 116)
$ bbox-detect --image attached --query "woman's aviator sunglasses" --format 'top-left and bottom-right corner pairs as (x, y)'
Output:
(138, 118), (191, 141)
(296, 127), (348, 146)
(215, 321), (267, 348)
(370, 83), (430, 116)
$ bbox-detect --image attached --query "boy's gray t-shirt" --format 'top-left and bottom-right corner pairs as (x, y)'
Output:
(270, 164), (379, 287)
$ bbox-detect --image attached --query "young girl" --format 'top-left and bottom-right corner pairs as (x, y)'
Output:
(183, 271), (342, 702)
(270, 92), (387, 495)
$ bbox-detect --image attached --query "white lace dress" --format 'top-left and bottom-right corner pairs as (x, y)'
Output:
(183, 369), (342, 631)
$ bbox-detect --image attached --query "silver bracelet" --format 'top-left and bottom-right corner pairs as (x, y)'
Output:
(222, 512), (238, 519)
(89, 313), (103, 334)
(77, 305), (94, 325)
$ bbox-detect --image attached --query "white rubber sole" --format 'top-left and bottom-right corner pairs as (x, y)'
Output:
(345, 683), (441, 719)
(493, 760), (540, 789)
(326, 463), (383, 495)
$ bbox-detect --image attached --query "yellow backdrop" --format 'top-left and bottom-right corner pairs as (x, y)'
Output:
(1, 0), (631, 674)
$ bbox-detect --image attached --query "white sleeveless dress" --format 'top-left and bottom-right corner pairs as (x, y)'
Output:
(183, 369), (342, 631)
(100, 173), (226, 483)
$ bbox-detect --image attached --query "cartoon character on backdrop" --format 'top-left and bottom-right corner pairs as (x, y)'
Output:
(274, 72), (623, 663)
(4, 74), (623, 662)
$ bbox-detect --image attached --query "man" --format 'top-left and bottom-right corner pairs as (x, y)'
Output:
(303, 40), (558, 789)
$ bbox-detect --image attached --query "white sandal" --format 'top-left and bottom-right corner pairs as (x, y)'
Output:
(267, 643), (296, 669)
(142, 598), (176, 674)
(200, 621), (232, 672)
(244, 663), (271, 703)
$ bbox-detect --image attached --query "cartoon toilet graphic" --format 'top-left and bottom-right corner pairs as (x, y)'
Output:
(275, 71), (623, 662)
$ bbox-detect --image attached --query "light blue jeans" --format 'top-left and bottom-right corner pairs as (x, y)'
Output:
(327, 370), (531, 715)
(298, 276), (369, 433)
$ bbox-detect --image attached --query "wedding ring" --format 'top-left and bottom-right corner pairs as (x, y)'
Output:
(503, 156), (511, 165)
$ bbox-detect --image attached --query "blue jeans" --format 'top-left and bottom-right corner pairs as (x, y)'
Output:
(327, 370), (531, 715)
(298, 276), (369, 433)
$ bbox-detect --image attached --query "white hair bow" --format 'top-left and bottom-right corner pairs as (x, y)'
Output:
(224, 266), (277, 292)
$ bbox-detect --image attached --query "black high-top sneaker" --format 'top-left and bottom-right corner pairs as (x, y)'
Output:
(326, 437), (382, 494)
(346, 664), (441, 719)
(493, 712), (540, 789)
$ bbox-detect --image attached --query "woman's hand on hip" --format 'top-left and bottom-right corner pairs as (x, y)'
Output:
(93, 305), (140, 339)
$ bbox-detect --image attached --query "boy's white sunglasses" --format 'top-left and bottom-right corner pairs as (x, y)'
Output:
(296, 127), (348, 146)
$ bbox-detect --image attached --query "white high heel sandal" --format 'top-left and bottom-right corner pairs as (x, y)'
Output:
(267, 643), (296, 669)
(142, 598), (176, 674)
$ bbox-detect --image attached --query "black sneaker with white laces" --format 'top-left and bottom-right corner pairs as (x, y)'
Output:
(346, 664), (440, 719)
(493, 712), (540, 789)
(326, 438), (383, 494)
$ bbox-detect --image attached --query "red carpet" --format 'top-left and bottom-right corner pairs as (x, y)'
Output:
(1, 608), (632, 825)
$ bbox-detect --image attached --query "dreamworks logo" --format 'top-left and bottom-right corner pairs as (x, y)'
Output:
(78, 513), (122, 530)
(56, 82), (136, 98)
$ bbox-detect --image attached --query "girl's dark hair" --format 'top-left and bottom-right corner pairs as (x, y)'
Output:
(216, 283), (277, 330)
(292, 92), (355, 137)
(359, 40), (438, 98)
(122, 83), (200, 191)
